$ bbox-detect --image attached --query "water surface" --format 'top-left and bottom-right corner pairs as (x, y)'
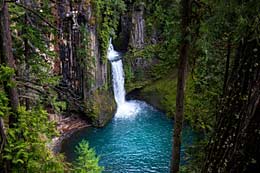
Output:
(61, 100), (193, 173)
(61, 40), (193, 172)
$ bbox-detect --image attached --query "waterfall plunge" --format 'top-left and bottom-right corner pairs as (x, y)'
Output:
(108, 39), (140, 118)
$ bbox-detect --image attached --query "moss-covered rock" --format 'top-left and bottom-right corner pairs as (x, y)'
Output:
(84, 89), (116, 127)
(127, 74), (177, 117)
(123, 49), (158, 93)
(127, 74), (215, 131)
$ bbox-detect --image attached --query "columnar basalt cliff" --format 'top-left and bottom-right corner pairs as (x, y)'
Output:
(55, 0), (115, 126)
(114, 1), (159, 93)
(52, 0), (164, 126)
(129, 2), (145, 49)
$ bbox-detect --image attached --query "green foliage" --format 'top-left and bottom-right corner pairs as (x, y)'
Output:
(0, 66), (14, 117)
(180, 0), (260, 171)
(50, 95), (67, 113)
(73, 140), (103, 173)
(77, 25), (95, 90)
(144, 0), (180, 69)
(3, 106), (66, 172)
(185, 76), (217, 132)
(1, 2), (69, 172)
(9, 2), (62, 111)
(0, 65), (16, 88)
(0, 91), (9, 118)
(180, 138), (208, 173)
(92, 0), (126, 60)
(0, 66), (15, 82)
(139, 73), (216, 133)
(85, 99), (99, 120)
(123, 0), (182, 92)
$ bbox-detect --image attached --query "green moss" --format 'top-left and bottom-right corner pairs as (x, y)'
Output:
(137, 74), (215, 132)
(123, 47), (158, 92)
(140, 74), (177, 117)
(84, 89), (116, 127)
(92, 0), (126, 61)
(126, 81), (150, 93)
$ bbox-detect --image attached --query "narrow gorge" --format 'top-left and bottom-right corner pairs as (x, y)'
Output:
(1, 0), (260, 172)
(61, 39), (194, 173)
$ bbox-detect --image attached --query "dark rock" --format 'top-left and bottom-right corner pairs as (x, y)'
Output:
(56, 0), (115, 125)
(126, 88), (165, 113)
(113, 13), (131, 52)
(129, 2), (145, 49)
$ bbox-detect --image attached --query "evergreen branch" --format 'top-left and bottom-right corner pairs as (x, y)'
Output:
(17, 82), (46, 94)
(6, 1), (60, 32)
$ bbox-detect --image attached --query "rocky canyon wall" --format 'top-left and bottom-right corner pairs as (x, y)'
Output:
(55, 0), (115, 126)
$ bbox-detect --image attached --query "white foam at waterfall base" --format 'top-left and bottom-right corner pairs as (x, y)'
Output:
(108, 39), (141, 118)
(115, 100), (141, 118)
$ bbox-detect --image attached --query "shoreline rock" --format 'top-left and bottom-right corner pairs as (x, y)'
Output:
(48, 113), (91, 153)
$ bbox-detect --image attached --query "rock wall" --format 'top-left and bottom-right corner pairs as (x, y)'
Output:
(129, 2), (145, 49)
(114, 2), (145, 51)
(55, 0), (115, 126)
(114, 1), (161, 93)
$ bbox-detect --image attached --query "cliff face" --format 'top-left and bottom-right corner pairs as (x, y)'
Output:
(53, 0), (160, 125)
(114, 2), (158, 92)
(129, 3), (145, 49)
(114, 2), (145, 51)
(55, 0), (115, 126)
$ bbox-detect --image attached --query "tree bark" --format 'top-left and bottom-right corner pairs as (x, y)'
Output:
(171, 0), (191, 172)
(0, 117), (7, 153)
(24, 13), (30, 110)
(202, 39), (260, 173)
(0, 3), (18, 171)
(0, 1), (19, 126)
(0, 117), (8, 173)
(223, 37), (231, 94)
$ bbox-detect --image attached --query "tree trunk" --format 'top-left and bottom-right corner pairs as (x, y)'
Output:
(0, 117), (8, 173)
(171, 0), (191, 172)
(0, 1), (19, 126)
(223, 37), (231, 94)
(202, 39), (260, 173)
(0, 118), (7, 152)
(24, 14), (30, 110)
(0, 2), (19, 171)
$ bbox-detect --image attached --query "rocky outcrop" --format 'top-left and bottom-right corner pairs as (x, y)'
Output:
(87, 89), (116, 127)
(127, 88), (165, 112)
(48, 113), (90, 153)
(55, 0), (115, 126)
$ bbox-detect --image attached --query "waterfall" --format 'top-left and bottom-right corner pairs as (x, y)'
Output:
(108, 42), (126, 106)
(108, 39), (140, 118)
